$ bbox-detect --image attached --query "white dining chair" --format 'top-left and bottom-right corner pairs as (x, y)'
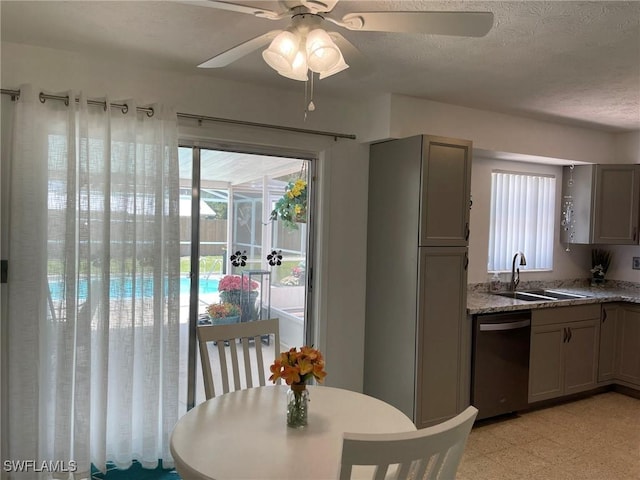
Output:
(196, 318), (280, 399)
(339, 405), (478, 480)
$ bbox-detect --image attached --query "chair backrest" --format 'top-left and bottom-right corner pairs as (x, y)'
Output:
(339, 406), (478, 480)
(196, 318), (280, 399)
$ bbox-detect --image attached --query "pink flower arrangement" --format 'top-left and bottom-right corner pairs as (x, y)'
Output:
(218, 274), (259, 292)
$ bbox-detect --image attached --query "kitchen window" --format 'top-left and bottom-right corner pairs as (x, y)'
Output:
(488, 170), (556, 271)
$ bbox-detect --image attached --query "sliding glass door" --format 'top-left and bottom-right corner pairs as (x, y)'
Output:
(178, 146), (313, 411)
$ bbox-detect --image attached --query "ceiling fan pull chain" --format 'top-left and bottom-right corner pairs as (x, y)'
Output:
(308, 73), (316, 112)
(304, 78), (309, 121)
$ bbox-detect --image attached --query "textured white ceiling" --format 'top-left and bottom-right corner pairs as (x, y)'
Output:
(1, 1), (639, 132)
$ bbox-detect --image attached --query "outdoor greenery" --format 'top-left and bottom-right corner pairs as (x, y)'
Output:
(204, 200), (227, 219)
(180, 256), (301, 285)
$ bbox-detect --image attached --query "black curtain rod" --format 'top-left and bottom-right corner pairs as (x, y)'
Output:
(1, 88), (357, 141)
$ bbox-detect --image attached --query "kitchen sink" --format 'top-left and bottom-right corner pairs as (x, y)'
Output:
(495, 291), (558, 302)
(524, 289), (592, 300)
(494, 289), (592, 302)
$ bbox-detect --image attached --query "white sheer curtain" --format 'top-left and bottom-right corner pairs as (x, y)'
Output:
(5, 85), (180, 478)
(488, 171), (556, 271)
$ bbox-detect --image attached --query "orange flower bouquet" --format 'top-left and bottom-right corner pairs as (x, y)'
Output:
(269, 346), (327, 428)
(269, 346), (327, 386)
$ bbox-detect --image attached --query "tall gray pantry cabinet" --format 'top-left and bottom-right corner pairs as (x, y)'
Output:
(364, 135), (472, 428)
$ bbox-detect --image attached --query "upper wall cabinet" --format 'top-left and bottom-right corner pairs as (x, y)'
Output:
(419, 136), (472, 247)
(561, 164), (640, 245)
(593, 165), (640, 244)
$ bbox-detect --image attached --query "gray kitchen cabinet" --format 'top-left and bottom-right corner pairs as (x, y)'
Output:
(415, 246), (468, 428)
(592, 165), (640, 244)
(598, 303), (619, 382)
(560, 164), (640, 245)
(528, 323), (564, 402)
(364, 135), (471, 428)
(529, 305), (600, 403)
(419, 138), (472, 247)
(563, 319), (600, 395)
(615, 304), (640, 387)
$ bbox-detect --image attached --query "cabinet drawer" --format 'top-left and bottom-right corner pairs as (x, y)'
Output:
(532, 304), (601, 326)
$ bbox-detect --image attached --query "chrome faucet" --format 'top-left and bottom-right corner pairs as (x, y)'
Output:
(510, 251), (527, 291)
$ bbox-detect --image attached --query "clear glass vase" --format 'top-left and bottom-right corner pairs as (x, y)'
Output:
(287, 384), (309, 428)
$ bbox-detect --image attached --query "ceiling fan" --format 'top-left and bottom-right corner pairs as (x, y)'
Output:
(191, 1), (494, 78)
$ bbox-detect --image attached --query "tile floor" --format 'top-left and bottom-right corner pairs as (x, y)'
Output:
(458, 391), (640, 480)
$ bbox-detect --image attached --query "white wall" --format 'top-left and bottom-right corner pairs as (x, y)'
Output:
(469, 157), (591, 284)
(0, 94), (12, 470)
(318, 141), (369, 390)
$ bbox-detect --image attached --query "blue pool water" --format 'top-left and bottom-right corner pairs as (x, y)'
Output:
(49, 276), (219, 300)
(182, 277), (220, 295)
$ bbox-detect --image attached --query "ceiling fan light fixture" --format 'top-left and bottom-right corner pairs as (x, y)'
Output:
(262, 30), (300, 72)
(277, 50), (309, 81)
(318, 49), (348, 79)
(305, 28), (341, 73)
(196, 0), (497, 118)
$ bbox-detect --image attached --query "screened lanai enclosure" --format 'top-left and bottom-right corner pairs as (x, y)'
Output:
(178, 146), (312, 409)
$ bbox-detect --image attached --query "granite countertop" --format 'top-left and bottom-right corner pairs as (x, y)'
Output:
(467, 280), (640, 315)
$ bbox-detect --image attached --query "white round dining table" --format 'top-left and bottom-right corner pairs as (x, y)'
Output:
(170, 385), (417, 480)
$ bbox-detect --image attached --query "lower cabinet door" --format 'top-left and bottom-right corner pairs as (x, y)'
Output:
(415, 247), (467, 428)
(616, 306), (640, 386)
(529, 324), (564, 403)
(598, 304), (618, 382)
(564, 319), (598, 395)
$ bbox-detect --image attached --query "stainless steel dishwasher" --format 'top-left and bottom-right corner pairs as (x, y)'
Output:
(471, 310), (531, 420)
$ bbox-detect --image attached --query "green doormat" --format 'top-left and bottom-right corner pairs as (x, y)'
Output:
(91, 461), (181, 480)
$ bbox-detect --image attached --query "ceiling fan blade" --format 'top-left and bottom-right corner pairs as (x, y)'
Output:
(340, 11), (494, 37)
(300, 0), (340, 14)
(327, 32), (374, 77)
(179, 1), (283, 19)
(198, 30), (281, 68)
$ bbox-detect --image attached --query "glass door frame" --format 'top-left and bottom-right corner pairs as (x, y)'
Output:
(181, 142), (316, 410)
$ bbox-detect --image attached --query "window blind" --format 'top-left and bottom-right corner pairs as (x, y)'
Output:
(488, 171), (556, 271)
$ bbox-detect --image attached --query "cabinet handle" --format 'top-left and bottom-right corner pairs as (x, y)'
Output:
(563, 328), (568, 343)
(465, 222), (470, 241)
(567, 327), (572, 342)
(602, 309), (607, 323)
(464, 252), (469, 270)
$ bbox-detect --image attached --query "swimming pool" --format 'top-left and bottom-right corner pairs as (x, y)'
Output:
(48, 276), (220, 300)
(181, 277), (220, 295)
